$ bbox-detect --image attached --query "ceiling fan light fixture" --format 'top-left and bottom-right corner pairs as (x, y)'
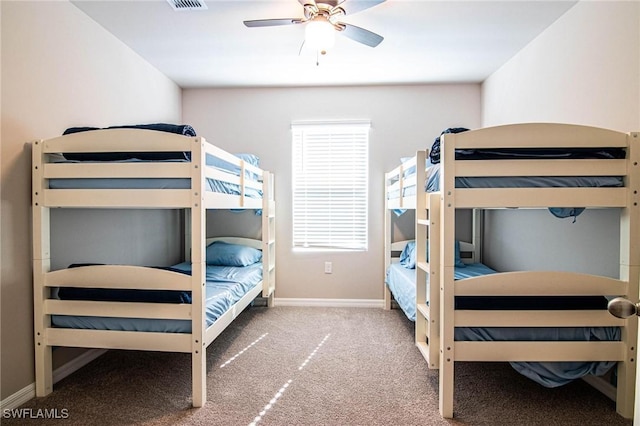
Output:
(305, 18), (335, 52)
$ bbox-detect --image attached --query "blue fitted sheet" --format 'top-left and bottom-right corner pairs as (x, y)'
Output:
(390, 164), (623, 217)
(385, 262), (497, 321)
(388, 162), (623, 217)
(388, 163), (623, 201)
(385, 261), (619, 387)
(385, 263), (417, 320)
(425, 163), (623, 192)
(48, 156), (263, 199)
(51, 262), (262, 333)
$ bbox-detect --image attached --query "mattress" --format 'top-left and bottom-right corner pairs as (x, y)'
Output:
(385, 263), (417, 320)
(385, 261), (619, 387)
(388, 146), (625, 204)
(48, 155), (263, 199)
(425, 163), (624, 193)
(385, 262), (498, 321)
(388, 161), (623, 218)
(51, 262), (262, 333)
(387, 163), (623, 201)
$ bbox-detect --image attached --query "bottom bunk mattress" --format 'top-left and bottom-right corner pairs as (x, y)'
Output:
(385, 261), (619, 387)
(385, 262), (496, 321)
(51, 262), (262, 333)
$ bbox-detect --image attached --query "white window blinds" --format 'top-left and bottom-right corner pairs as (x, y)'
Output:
(292, 121), (369, 250)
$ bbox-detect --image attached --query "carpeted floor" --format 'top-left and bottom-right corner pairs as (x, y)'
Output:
(4, 306), (633, 425)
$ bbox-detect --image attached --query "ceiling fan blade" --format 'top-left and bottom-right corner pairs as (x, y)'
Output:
(243, 18), (302, 28)
(298, 0), (317, 7)
(339, 23), (384, 47)
(336, 0), (386, 16)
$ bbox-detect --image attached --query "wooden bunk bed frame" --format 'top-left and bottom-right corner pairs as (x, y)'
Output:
(384, 151), (480, 369)
(432, 123), (639, 419)
(32, 128), (276, 408)
(384, 151), (439, 367)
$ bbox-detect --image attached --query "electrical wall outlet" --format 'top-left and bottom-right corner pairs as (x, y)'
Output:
(324, 261), (332, 274)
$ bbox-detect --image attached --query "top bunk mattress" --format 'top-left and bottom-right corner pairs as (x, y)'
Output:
(387, 142), (626, 202)
(424, 162), (623, 193)
(388, 161), (623, 201)
(47, 154), (263, 199)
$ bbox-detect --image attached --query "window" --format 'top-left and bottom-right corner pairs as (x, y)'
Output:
(292, 120), (369, 250)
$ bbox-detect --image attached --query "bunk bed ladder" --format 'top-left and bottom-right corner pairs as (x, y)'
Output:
(415, 151), (440, 368)
(383, 172), (392, 310)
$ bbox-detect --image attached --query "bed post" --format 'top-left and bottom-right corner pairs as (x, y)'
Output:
(439, 133), (457, 418)
(262, 171), (276, 307)
(384, 170), (392, 310)
(32, 140), (53, 397)
(190, 137), (207, 408)
(617, 132), (639, 418)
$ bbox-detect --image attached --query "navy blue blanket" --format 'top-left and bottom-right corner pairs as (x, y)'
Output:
(455, 147), (626, 161)
(455, 295), (609, 310)
(57, 264), (192, 304)
(63, 123), (196, 137)
(61, 123), (196, 161)
(429, 127), (625, 164)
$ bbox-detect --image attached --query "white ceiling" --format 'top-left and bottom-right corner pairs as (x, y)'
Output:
(71, 0), (577, 88)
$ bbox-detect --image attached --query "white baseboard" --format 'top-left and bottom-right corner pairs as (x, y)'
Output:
(0, 383), (35, 412)
(274, 298), (384, 308)
(0, 348), (106, 411)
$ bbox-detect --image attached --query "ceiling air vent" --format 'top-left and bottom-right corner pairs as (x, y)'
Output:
(166, 0), (208, 11)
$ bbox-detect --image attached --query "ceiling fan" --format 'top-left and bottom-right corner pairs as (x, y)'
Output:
(243, 0), (386, 49)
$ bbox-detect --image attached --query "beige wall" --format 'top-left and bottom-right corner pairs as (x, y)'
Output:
(480, 1), (640, 274)
(1, 1), (182, 401)
(183, 85), (481, 300)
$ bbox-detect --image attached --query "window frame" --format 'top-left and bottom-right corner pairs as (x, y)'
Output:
(291, 120), (370, 251)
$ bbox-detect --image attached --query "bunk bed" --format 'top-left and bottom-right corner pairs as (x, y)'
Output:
(32, 128), (276, 408)
(427, 123), (638, 419)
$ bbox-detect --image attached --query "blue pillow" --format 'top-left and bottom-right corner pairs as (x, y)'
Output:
(205, 241), (262, 266)
(399, 240), (465, 269)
